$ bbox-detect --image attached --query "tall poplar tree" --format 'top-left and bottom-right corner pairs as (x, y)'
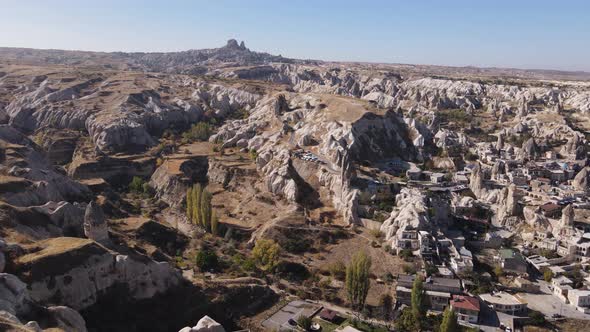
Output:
(345, 251), (372, 311)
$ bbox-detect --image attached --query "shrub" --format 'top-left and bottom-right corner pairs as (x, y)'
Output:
(528, 311), (546, 326)
(182, 122), (212, 142)
(275, 261), (310, 282)
(543, 269), (553, 282)
(297, 316), (312, 331)
(252, 239), (281, 271)
(465, 152), (479, 161)
(283, 237), (312, 254)
(327, 261), (346, 280)
(249, 149), (258, 160)
(129, 176), (145, 194)
(241, 257), (257, 272)
(369, 229), (384, 239)
(195, 249), (218, 271)
(403, 264), (417, 274)
(425, 263), (438, 277)
(141, 182), (153, 195)
(494, 265), (504, 277)
(400, 249), (414, 261)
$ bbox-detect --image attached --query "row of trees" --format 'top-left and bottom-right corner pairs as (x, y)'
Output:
(186, 183), (218, 235)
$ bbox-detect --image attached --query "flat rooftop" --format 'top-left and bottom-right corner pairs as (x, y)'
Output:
(479, 292), (526, 306)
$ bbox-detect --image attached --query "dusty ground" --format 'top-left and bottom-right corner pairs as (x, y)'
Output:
(524, 319), (590, 332)
(307, 227), (405, 306)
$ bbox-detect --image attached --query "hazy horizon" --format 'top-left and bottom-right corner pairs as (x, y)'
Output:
(2, 0), (589, 72)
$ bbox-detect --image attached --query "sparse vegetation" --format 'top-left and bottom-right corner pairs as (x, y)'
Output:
(326, 261), (346, 280)
(182, 122), (212, 143)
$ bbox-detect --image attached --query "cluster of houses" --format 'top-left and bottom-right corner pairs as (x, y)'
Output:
(386, 129), (590, 325)
(395, 274), (528, 325)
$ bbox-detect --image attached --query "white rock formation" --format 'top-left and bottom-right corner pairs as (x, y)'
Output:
(380, 188), (430, 247)
(496, 184), (518, 224)
(561, 204), (575, 227)
(83, 201), (109, 243)
(178, 315), (226, 332)
(573, 167), (590, 192)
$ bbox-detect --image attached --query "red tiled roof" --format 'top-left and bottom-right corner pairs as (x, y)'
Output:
(319, 309), (337, 320)
(451, 295), (480, 311)
(540, 202), (560, 212)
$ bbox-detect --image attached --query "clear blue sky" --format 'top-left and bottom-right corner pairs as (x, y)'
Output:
(2, 0), (589, 71)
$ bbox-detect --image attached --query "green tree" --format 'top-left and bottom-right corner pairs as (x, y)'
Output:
(195, 249), (218, 271)
(296, 316), (312, 331)
(141, 182), (152, 195)
(396, 307), (418, 332)
(528, 311), (546, 326)
(543, 269), (553, 282)
(186, 187), (193, 220)
(211, 210), (219, 235)
(192, 183), (202, 225)
(129, 176), (145, 194)
(186, 183), (217, 234)
(200, 190), (212, 230)
(411, 275), (425, 323)
(345, 251), (372, 311)
(379, 294), (393, 320)
(252, 239), (281, 271)
(440, 308), (459, 332)
(494, 265), (504, 277)
(182, 122), (212, 142)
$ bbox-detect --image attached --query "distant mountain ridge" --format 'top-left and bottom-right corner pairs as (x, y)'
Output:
(0, 39), (589, 81)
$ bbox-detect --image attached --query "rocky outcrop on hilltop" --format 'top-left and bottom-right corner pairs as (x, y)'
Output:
(126, 39), (297, 74)
(86, 90), (204, 153)
(0, 67), (265, 156)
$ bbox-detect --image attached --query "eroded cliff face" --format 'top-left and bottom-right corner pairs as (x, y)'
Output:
(0, 125), (91, 207)
(211, 93), (422, 224)
(150, 156), (209, 207)
(0, 272), (88, 332)
(225, 65), (590, 114)
(10, 237), (180, 310)
(1, 68), (263, 158)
